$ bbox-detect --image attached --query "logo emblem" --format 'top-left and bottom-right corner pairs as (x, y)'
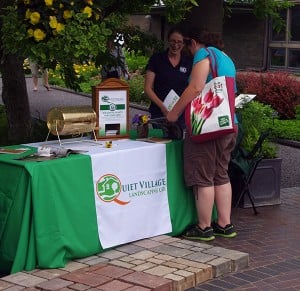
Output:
(96, 174), (129, 205)
(102, 95), (110, 102)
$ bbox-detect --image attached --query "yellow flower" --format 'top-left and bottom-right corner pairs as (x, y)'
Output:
(56, 23), (65, 33)
(63, 10), (72, 19)
(24, 0), (30, 4)
(60, 3), (64, 8)
(33, 29), (46, 41)
(45, 0), (53, 6)
(49, 16), (58, 28)
(25, 9), (31, 19)
(141, 115), (149, 124)
(82, 6), (92, 18)
(30, 12), (41, 25)
(27, 28), (34, 37)
(85, 0), (93, 5)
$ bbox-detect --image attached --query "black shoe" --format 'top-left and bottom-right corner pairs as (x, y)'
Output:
(212, 222), (237, 238)
(182, 224), (215, 242)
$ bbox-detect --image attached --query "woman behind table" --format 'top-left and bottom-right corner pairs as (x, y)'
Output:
(167, 27), (237, 241)
(144, 26), (193, 129)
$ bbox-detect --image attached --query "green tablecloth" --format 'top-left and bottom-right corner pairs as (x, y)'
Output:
(0, 146), (100, 275)
(0, 132), (216, 275)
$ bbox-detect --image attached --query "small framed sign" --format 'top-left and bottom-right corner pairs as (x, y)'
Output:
(92, 78), (130, 139)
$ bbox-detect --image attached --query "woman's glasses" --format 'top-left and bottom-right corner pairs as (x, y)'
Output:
(168, 40), (184, 46)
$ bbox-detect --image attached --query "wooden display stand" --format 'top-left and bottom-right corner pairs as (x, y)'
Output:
(92, 78), (130, 140)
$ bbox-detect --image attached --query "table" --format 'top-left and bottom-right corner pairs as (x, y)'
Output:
(0, 132), (216, 275)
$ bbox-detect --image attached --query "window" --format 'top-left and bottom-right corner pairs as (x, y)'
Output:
(291, 6), (300, 41)
(268, 3), (300, 71)
(289, 49), (300, 68)
(270, 48), (285, 67)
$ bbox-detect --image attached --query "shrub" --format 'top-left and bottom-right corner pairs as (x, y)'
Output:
(236, 101), (278, 158)
(125, 52), (148, 74)
(128, 74), (149, 106)
(236, 71), (300, 119)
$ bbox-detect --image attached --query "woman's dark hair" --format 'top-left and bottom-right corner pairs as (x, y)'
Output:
(185, 27), (224, 50)
(167, 26), (184, 40)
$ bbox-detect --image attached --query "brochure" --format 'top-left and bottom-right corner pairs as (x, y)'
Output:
(235, 94), (256, 108)
(15, 146), (88, 162)
(0, 147), (30, 154)
(163, 89), (180, 111)
(37, 146), (88, 157)
(137, 137), (172, 144)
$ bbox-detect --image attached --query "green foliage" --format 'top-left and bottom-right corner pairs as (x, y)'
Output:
(0, 0), (194, 91)
(122, 25), (164, 56)
(125, 52), (148, 74)
(236, 101), (278, 158)
(128, 74), (149, 106)
(272, 104), (300, 141)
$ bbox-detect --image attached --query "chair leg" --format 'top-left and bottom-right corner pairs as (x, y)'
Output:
(245, 189), (259, 215)
(235, 186), (259, 215)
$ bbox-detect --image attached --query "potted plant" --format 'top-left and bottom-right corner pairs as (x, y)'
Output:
(232, 100), (282, 208)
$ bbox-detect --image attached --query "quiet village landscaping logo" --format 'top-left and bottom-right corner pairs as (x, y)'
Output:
(96, 174), (167, 205)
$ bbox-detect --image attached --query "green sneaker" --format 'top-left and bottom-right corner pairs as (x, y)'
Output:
(212, 222), (237, 238)
(182, 225), (215, 242)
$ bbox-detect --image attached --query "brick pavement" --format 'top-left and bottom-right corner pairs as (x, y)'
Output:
(190, 187), (300, 290)
(1, 188), (299, 290)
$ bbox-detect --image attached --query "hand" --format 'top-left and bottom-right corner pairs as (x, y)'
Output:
(161, 107), (169, 117)
(166, 110), (179, 123)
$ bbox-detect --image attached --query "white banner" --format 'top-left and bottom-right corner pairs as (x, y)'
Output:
(89, 140), (172, 249)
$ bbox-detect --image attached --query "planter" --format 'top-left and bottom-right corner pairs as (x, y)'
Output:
(232, 158), (282, 208)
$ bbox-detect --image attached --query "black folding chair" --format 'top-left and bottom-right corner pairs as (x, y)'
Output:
(229, 119), (270, 215)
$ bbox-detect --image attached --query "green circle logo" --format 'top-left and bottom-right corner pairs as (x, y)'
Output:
(96, 174), (121, 202)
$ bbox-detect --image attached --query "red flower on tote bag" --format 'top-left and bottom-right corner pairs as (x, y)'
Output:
(191, 89), (224, 135)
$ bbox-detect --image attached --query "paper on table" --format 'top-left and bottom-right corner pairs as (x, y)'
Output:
(136, 137), (172, 144)
(37, 146), (88, 157)
(0, 147), (29, 154)
(163, 89), (180, 111)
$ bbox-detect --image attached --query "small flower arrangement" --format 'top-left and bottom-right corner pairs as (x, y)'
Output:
(132, 114), (150, 126)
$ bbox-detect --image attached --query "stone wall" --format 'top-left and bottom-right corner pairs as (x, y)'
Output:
(223, 12), (266, 71)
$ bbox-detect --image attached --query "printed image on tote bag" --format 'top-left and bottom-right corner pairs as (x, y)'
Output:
(185, 75), (236, 143)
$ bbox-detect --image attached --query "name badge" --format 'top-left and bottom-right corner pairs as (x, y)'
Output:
(180, 66), (187, 73)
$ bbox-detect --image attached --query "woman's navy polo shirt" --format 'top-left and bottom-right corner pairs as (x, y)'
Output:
(146, 50), (193, 118)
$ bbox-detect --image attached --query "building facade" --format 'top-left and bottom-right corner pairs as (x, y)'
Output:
(130, 1), (300, 73)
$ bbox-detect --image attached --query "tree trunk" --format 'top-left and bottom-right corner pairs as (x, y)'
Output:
(1, 54), (31, 144)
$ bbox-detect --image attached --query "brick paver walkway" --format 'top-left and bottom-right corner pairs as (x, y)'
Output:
(1, 188), (299, 290)
(191, 187), (300, 290)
